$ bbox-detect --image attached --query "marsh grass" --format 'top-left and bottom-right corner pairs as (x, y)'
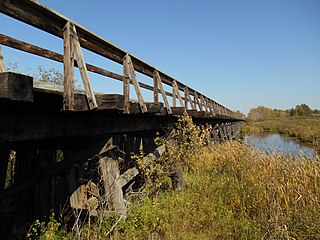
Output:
(116, 141), (320, 239)
(241, 117), (320, 153)
(30, 118), (320, 239)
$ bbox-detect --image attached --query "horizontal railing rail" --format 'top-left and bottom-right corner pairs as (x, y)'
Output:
(0, 0), (242, 119)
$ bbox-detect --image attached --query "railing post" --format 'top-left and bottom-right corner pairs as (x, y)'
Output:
(72, 25), (97, 110)
(172, 80), (185, 113)
(172, 82), (176, 107)
(153, 70), (172, 114)
(125, 54), (147, 113)
(63, 21), (74, 111)
(123, 55), (130, 113)
(153, 71), (159, 103)
(0, 45), (6, 73)
(184, 87), (189, 110)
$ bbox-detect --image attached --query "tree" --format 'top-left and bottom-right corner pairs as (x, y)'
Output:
(295, 104), (312, 116)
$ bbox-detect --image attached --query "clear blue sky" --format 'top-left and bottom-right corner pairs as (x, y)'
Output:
(1, 0), (319, 114)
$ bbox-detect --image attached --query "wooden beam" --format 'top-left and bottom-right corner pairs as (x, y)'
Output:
(172, 80), (184, 108)
(153, 71), (172, 114)
(123, 55), (130, 114)
(125, 54), (148, 113)
(194, 92), (201, 111)
(153, 71), (159, 103)
(0, 0), (237, 119)
(0, 34), (123, 82)
(0, 72), (33, 102)
(99, 156), (126, 214)
(0, 1), (238, 120)
(0, 45), (6, 72)
(63, 21), (74, 110)
(72, 25), (97, 110)
(184, 87), (189, 110)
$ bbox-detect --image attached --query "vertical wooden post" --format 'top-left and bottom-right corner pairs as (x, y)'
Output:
(0, 45), (6, 73)
(72, 25), (97, 110)
(125, 54), (148, 113)
(153, 72), (159, 103)
(123, 56), (130, 114)
(63, 22), (74, 111)
(194, 91), (199, 111)
(184, 87), (189, 110)
(0, 144), (10, 190)
(153, 71), (172, 114)
(99, 156), (126, 215)
(172, 83), (176, 107)
(200, 95), (205, 112)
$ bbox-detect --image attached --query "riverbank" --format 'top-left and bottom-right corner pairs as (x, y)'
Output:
(30, 141), (320, 239)
(241, 117), (320, 153)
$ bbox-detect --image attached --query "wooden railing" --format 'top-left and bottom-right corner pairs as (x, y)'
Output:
(0, 0), (241, 119)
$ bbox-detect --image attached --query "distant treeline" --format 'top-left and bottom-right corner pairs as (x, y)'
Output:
(247, 104), (320, 121)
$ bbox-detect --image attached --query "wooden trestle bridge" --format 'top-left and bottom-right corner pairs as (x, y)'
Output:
(0, 0), (244, 238)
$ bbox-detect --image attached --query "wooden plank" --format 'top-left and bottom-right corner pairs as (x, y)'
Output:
(123, 55), (130, 113)
(153, 71), (172, 114)
(125, 54), (148, 113)
(63, 21), (74, 110)
(0, 45), (6, 72)
(118, 144), (166, 187)
(171, 107), (186, 115)
(0, 72), (33, 102)
(118, 167), (139, 188)
(72, 25), (98, 110)
(146, 102), (164, 113)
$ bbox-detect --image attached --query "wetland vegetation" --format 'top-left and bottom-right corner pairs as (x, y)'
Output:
(29, 115), (320, 240)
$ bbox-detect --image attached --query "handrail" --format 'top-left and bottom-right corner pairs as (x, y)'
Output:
(0, 0), (241, 119)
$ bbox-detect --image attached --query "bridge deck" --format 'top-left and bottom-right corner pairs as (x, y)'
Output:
(0, 72), (238, 143)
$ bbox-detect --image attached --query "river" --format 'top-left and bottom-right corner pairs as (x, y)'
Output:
(244, 133), (318, 159)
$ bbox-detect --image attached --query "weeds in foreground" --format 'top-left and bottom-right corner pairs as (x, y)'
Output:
(28, 117), (320, 239)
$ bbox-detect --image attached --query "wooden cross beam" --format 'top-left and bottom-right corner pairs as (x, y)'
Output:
(72, 24), (98, 110)
(63, 22), (98, 110)
(153, 70), (172, 114)
(124, 54), (148, 113)
(172, 80), (185, 107)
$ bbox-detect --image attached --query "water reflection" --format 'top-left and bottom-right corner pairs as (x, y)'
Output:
(244, 134), (318, 159)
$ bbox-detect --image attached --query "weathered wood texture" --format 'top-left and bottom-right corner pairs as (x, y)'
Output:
(125, 54), (147, 113)
(99, 156), (126, 214)
(153, 71), (172, 114)
(0, 45), (6, 72)
(63, 21), (74, 110)
(0, 72), (33, 102)
(0, 0), (240, 119)
(72, 24), (97, 110)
